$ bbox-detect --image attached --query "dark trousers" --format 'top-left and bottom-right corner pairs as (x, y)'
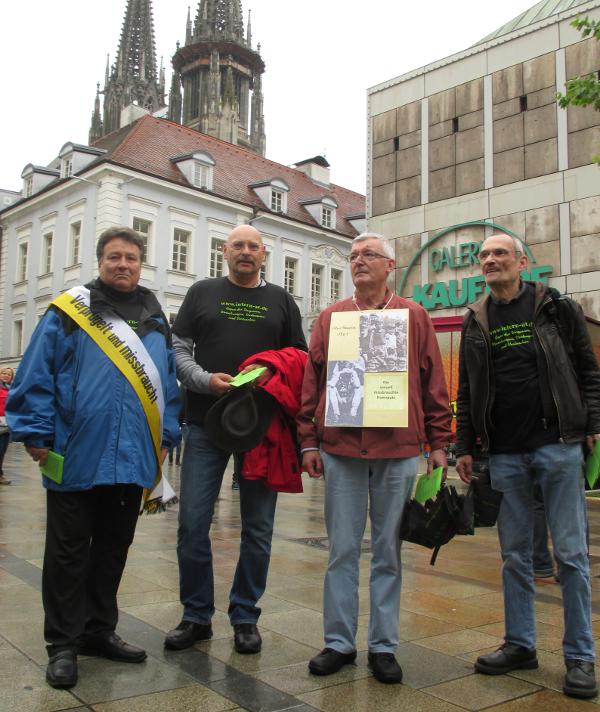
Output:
(42, 485), (142, 655)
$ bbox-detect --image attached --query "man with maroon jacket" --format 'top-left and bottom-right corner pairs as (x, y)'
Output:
(298, 232), (452, 684)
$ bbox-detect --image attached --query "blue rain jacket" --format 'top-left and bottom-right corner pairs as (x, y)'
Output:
(6, 282), (181, 491)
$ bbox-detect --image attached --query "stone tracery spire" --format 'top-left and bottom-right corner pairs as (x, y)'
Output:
(170, 0), (266, 155)
(90, 0), (166, 141)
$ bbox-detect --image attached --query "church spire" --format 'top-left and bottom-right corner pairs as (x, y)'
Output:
(193, 0), (244, 44)
(89, 83), (104, 144)
(90, 0), (166, 141)
(171, 1), (266, 155)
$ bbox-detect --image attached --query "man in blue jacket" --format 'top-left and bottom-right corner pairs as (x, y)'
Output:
(6, 227), (181, 690)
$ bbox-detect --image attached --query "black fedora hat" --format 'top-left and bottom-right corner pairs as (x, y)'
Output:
(204, 386), (275, 453)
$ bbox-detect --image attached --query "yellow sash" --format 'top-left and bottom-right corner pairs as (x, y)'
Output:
(51, 289), (166, 508)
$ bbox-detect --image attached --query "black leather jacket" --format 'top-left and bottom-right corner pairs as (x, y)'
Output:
(456, 281), (600, 456)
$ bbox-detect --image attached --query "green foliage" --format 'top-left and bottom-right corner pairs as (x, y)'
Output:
(556, 17), (600, 165)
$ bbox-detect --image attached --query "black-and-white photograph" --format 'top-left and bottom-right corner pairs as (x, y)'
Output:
(359, 312), (408, 373)
(325, 360), (364, 427)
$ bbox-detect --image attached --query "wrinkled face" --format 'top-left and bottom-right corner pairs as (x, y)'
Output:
(224, 226), (265, 280)
(0, 368), (13, 384)
(98, 237), (142, 292)
(349, 238), (395, 290)
(478, 234), (527, 292)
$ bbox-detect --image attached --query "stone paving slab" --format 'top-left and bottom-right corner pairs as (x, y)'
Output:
(1, 444), (600, 711)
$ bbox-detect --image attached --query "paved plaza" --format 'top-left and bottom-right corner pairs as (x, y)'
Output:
(1, 443), (600, 711)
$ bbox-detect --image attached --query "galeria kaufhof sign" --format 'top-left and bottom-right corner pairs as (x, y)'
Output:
(397, 220), (553, 310)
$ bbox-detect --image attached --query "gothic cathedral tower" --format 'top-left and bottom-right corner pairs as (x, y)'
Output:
(89, 0), (166, 142)
(168, 0), (266, 156)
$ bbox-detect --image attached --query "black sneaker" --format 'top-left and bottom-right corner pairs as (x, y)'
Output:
(368, 652), (403, 684)
(308, 648), (357, 675)
(475, 643), (538, 675)
(564, 659), (598, 699)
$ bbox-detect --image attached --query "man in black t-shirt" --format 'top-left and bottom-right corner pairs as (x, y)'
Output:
(456, 233), (600, 700)
(165, 224), (306, 656)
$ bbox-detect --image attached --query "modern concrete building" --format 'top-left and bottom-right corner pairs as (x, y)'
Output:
(0, 117), (365, 366)
(368, 0), (600, 320)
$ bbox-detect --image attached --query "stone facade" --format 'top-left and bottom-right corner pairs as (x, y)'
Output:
(368, 1), (600, 320)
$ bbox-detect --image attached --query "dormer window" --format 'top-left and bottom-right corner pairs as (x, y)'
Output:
(193, 162), (211, 189)
(62, 157), (73, 178)
(249, 178), (289, 214)
(20, 164), (60, 198)
(322, 206), (333, 228)
(172, 151), (215, 191)
(299, 195), (338, 230)
(270, 189), (283, 212)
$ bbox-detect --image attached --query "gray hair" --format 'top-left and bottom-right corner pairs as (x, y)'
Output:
(489, 231), (526, 256)
(96, 226), (144, 261)
(352, 232), (395, 259)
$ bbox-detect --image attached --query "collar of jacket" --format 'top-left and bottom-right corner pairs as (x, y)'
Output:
(85, 279), (168, 340)
(466, 280), (549, 333)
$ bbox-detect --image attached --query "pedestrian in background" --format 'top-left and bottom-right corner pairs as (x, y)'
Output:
(0, 366), (14, 485)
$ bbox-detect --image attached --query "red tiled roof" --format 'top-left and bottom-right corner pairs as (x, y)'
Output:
(94, 116), (365, 237)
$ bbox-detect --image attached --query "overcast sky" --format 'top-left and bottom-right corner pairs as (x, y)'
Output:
(2, 0), (541, 195)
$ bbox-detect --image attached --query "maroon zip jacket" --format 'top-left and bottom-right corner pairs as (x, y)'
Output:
(297, 295), (452, 459)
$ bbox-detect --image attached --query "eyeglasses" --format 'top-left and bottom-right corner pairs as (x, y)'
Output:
(227, 241), (263, 252)
(478, 248), (521, 262)
(348, 250), (390, 263)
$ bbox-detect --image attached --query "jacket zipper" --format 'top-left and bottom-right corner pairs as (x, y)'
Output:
(533, 295), (564, 442)
(474, 316), (492, 451)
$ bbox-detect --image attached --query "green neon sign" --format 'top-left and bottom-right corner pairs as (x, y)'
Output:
(396, 220), (553, 311)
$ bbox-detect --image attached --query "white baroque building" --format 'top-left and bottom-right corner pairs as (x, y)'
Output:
(0, 116), (365, 365)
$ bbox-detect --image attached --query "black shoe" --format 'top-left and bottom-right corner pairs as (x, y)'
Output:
(368, 652), (403, 684)
(564, 659), (598, 699)
(233, 623), (261, 654)
(164, 620), (213, 650)
(308, 648), (357, 675)
(80, 632), (146, 662)
(46, 650), (77, 688)
(475, 643), (538, 675)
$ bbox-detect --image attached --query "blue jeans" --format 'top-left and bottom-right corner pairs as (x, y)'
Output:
(320, 451), (417, 654)
(532, 484), (554, 575)
(490, 442), (594, 661)
(177, 424), (278, 625)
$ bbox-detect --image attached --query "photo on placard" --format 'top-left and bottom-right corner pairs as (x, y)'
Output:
(359, 311), (408, 373)
(325, 360), (364, 427)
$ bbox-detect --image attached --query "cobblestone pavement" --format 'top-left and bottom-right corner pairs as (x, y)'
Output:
(1, 443), (600, 711)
